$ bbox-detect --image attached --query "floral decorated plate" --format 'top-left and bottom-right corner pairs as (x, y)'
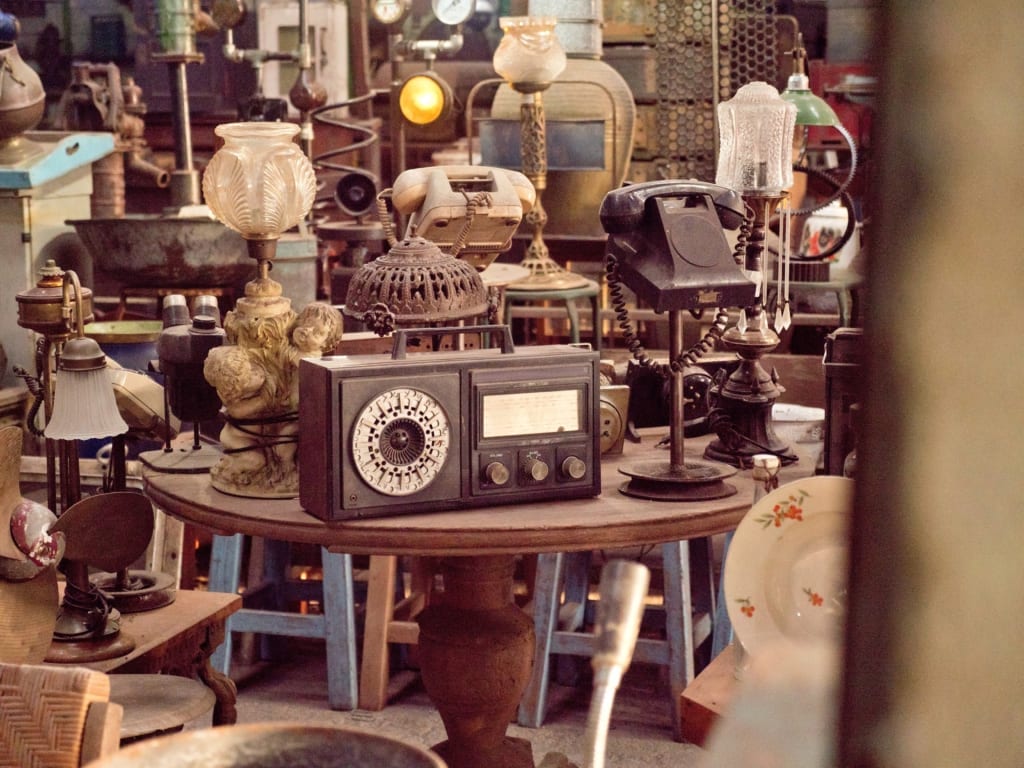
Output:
(724, 475), (854, 658)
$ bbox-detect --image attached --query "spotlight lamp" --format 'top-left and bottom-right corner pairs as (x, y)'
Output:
(398, 70), (452, 126)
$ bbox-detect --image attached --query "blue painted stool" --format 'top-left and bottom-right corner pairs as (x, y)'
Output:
(517, 539), (716, 741)
(502, 279), (602, 350)
(208, 535), (358, 710)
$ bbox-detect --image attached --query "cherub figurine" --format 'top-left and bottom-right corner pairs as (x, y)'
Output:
(203, 301), (344, 498)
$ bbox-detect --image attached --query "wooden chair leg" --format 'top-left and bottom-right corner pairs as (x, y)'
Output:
(321, 547), (358, 710)
(359, 555), (433, 710)
(208, 533), (245, 675)
(517, 552), (566, 728)
(359, 555), (398, 711)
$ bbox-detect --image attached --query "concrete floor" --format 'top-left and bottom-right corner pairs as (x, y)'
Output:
(212, 637), (707, 768)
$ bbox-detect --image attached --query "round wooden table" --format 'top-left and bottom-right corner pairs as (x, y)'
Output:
(144, 434), (812, 768)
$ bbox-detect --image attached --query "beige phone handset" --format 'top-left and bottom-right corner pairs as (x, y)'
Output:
(390, 165), (536, 271)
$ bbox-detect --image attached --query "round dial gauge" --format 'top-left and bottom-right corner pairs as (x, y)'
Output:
(372, 0), (410, 26)
(431, 0), (476, 26)
(599, 399), (624, 454)
(351, 387), (451, 496)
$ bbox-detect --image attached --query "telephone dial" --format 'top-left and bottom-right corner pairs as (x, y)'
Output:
(600, 179), (755, 313)
(391, 165), (536, 270)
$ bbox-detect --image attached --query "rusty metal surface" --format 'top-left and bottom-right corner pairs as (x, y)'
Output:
(88, 723), (448, 767)
(67, 216), (253, 289)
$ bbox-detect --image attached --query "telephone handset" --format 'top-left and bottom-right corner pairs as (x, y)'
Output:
(390, 165), (536, 270)
(600, 179), (755, 313)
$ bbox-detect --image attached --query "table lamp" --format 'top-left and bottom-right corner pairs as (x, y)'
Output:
(39, 270), (140, 654)
(493, 16), (590, 290)
(781, 34), (860, 268)
(201, 122), (340, 499)
(705, 81), (799, 467)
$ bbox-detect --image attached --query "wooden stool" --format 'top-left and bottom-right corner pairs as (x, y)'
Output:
(358, 555), (435, 710)
(517, 539), (716, 741)
(109, 674), (215, 743)
(503, 279), (602, 350)
(207, 535), (358, 710)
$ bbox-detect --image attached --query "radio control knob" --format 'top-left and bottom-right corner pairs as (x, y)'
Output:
(561, 456), (587, 480)
(484, 461), (510, 486)
(521, 456), (549, 483)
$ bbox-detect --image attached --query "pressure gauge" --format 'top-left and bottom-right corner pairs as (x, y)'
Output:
(372, 0), (410, 26)
(431, 0), (476, 26)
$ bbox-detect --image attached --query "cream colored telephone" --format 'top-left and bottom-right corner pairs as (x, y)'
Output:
(391, 165), (536, 270)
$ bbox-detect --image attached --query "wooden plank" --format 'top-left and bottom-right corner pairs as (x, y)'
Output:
(679, 645), (737, 746)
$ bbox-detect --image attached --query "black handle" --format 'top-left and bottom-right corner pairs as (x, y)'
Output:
(390, 325), (515, 360)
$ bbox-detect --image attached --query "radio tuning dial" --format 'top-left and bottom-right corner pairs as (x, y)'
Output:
(484, 461), (510, 486)
(561, 456), (587, 481)
(521, 455), (549, 483)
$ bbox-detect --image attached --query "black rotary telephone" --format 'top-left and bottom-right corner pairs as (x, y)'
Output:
(600, 179), (755, 438)
(600, 179), (755, 313)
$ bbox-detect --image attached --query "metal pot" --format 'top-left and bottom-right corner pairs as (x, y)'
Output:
(67, 216), (254, 289)
(87, 723), (448, 768)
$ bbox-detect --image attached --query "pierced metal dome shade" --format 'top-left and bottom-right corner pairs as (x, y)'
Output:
(344, 236), (489, 334)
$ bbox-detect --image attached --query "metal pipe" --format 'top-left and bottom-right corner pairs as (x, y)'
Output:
(668, 309), (686, 470)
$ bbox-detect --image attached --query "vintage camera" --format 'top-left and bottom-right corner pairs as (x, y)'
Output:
(299, 326), (601, 520)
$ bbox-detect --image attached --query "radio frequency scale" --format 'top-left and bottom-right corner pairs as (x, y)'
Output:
(299, 327), (601, 520)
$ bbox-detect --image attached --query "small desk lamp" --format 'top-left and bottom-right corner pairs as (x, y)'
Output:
(493, 16), (590, 290)
(705, 81), (799, 467)
(42, 270), (138, 653)
(781, 34), (860, 265)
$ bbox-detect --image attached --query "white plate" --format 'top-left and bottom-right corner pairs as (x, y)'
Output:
(724, 475), (854, 658)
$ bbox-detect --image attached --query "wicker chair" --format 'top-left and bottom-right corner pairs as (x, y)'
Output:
(0, 662), (122, 767)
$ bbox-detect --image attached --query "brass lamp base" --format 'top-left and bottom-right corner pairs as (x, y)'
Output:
(618, 458), (738, 501)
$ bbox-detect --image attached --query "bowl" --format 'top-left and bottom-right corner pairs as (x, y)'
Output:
(67, 216), (253, 289)
(87, 723), (447, 768)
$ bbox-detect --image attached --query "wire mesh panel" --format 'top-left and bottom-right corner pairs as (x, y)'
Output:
(646, 0), (779, 181)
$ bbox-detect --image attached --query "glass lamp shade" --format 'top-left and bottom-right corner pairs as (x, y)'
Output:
(493, 16), (567, 88)
(716, 81), (797, 194)
(201, 122), (317, 240)
(781, 72), (840, 127)
(44, 338), (127, 440)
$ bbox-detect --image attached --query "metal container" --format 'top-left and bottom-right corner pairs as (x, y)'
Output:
(67, 216), (253, 289)
(87, 723), (448, 768)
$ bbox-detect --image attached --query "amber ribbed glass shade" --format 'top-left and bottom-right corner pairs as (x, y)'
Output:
(492, 16), (567, 87)
(201, 122), (317, 239)
(716, 82), (797, 194)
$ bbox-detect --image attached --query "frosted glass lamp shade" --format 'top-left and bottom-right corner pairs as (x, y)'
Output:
(716, 82), (797, 194)
(201, 122), (317, 240)
(493, 16), (567, 88)
(45, 338), (127, 440)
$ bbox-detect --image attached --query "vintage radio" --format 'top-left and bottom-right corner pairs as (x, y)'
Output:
(299, 326), (601, 520)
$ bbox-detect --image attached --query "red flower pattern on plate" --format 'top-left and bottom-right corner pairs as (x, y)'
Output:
(803, 587), (824, 607)
(756, 488), (810, 528)
(736, 596), (756, 617)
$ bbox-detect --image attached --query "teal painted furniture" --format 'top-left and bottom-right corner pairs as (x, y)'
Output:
(207, 535), (358, 710)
